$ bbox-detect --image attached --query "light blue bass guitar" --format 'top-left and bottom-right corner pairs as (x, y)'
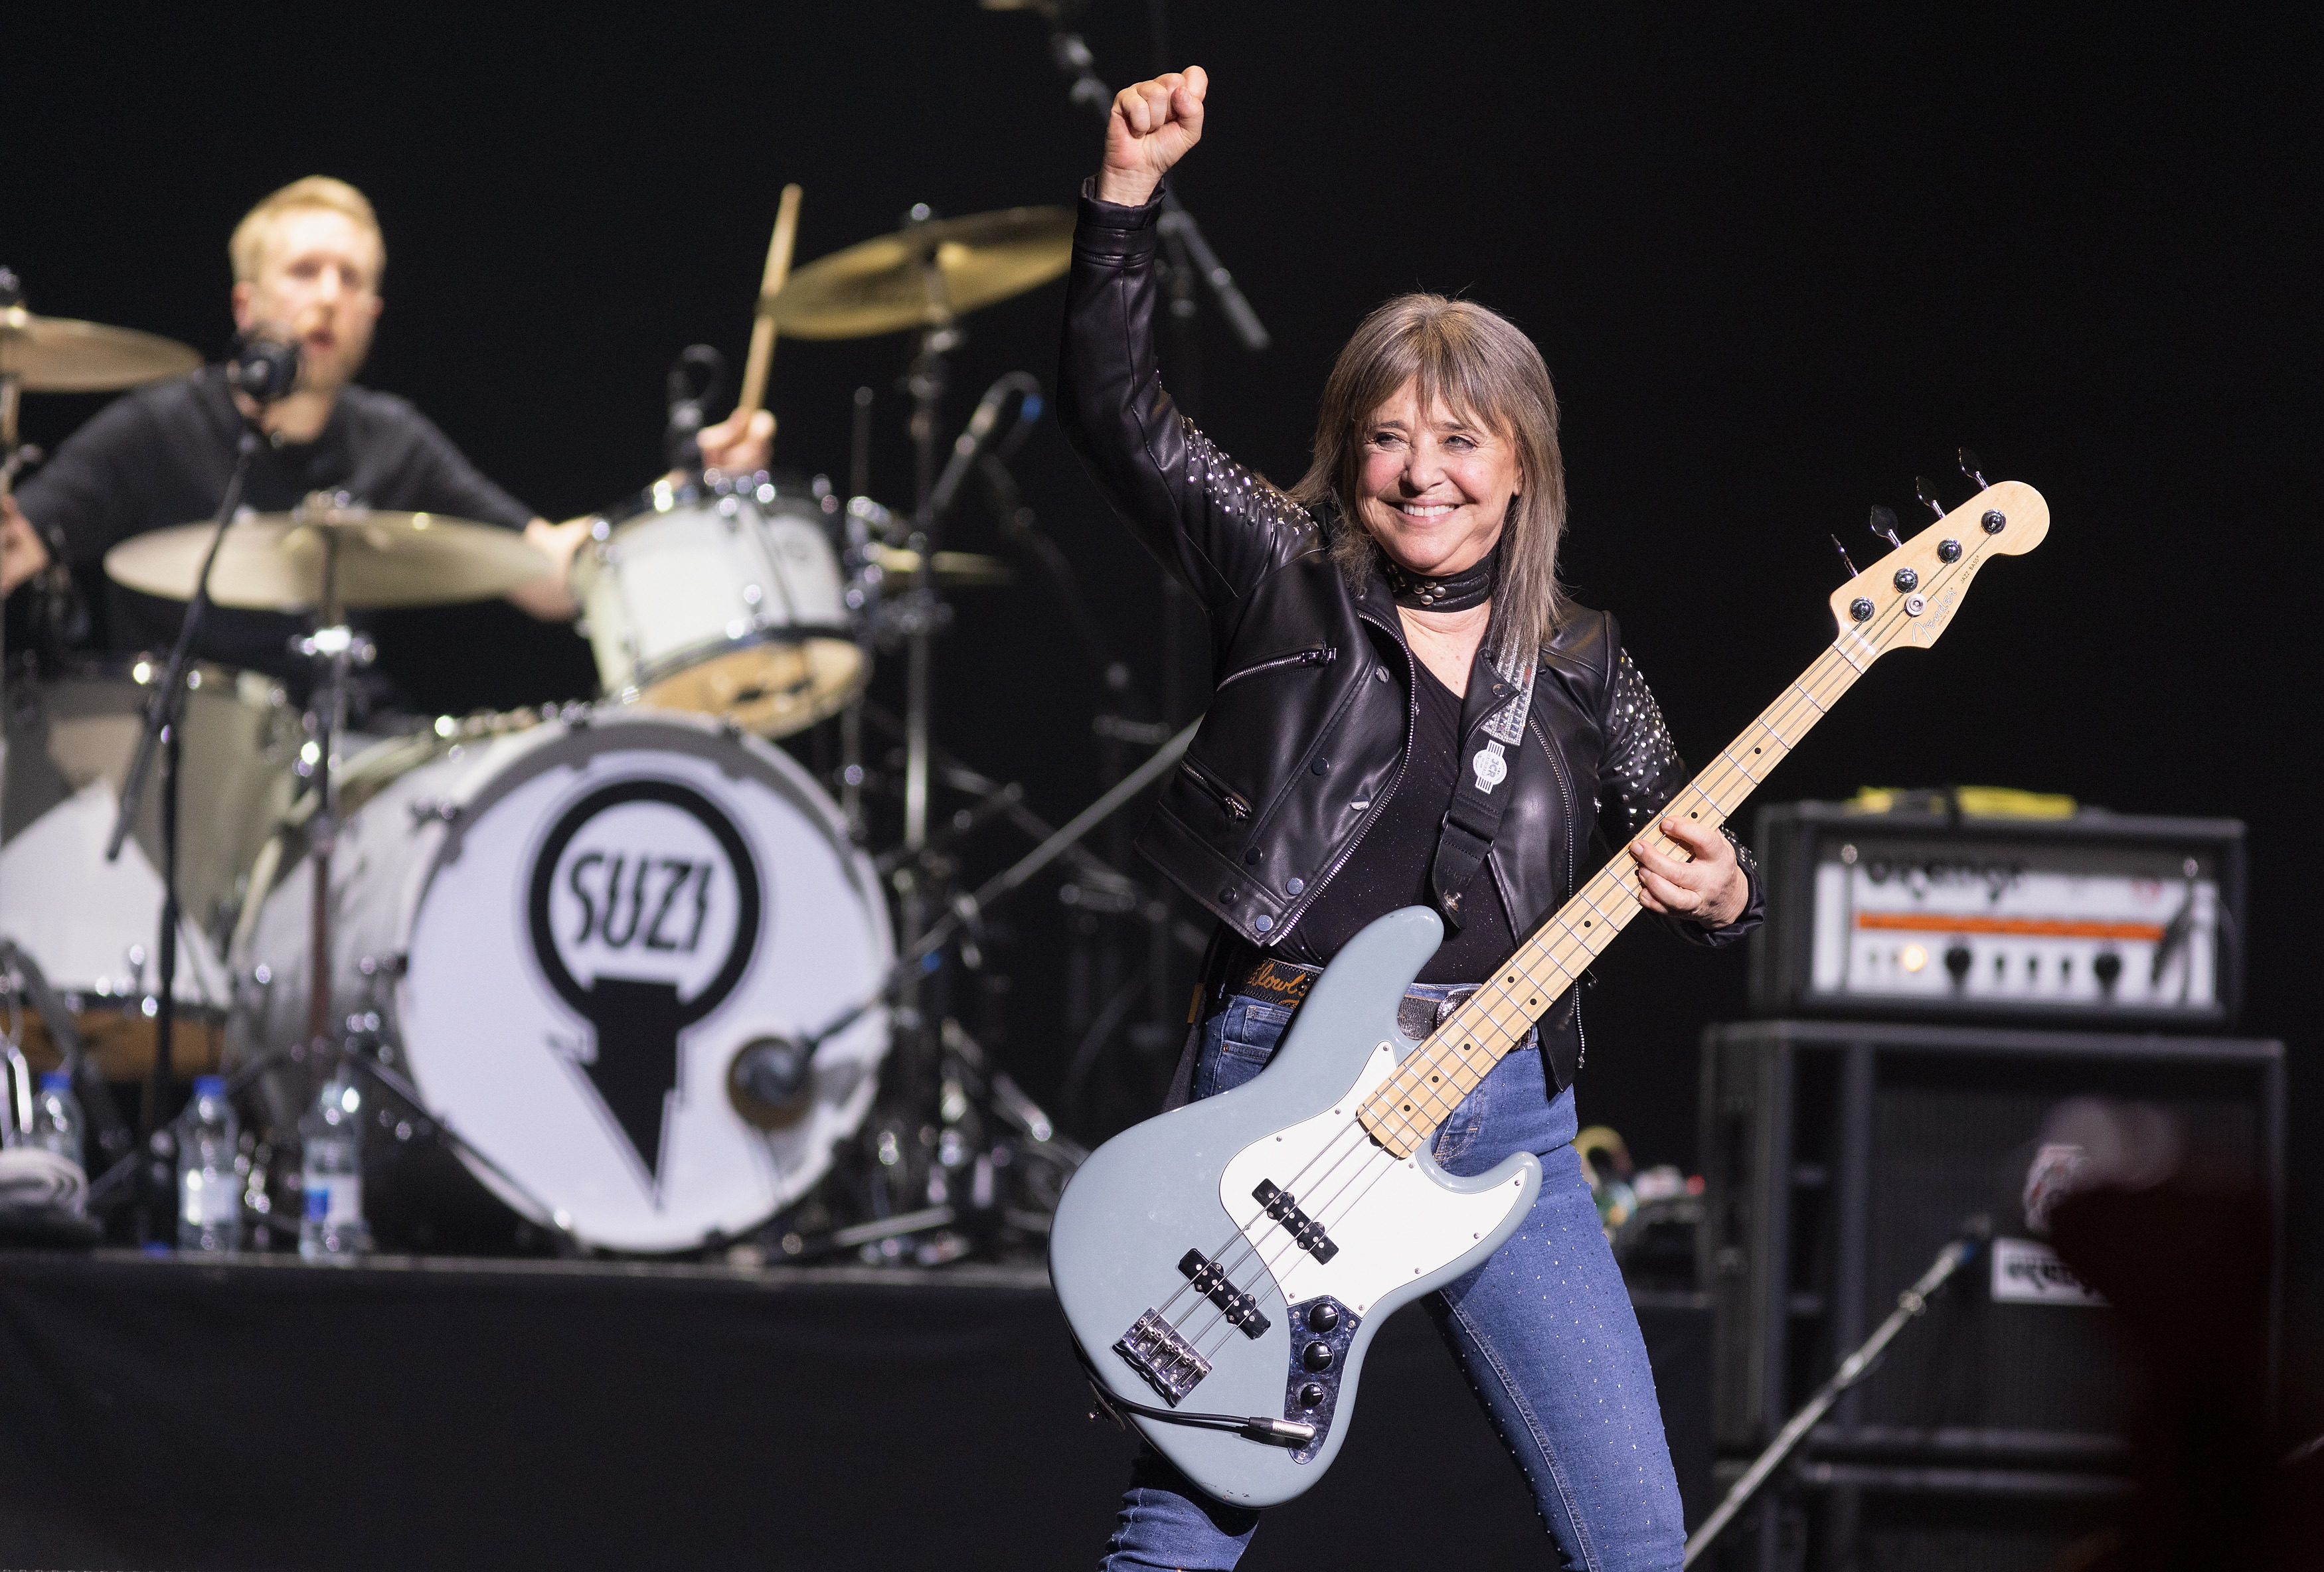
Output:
(1050, 481), (2048, 1506)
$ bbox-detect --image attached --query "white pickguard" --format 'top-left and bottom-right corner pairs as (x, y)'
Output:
(1218, 1042), (1531, 1315)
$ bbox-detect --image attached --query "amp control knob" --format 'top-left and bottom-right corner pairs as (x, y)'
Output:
(1306, 1302), (1341, 1334)
(1302, 1340), (1335, 1373)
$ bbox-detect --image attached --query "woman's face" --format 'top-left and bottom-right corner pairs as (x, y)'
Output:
(1355, 378), (1521, 580)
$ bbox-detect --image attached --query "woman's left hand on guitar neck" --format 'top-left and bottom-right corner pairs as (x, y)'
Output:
(1629, 817), (1749, 929)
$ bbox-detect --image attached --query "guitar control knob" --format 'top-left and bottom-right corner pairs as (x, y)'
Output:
(1306, 1302), (1340, 1334)
(1892, 567), (1920, 592)
(1302, 1340), (1335, 1373)
(1297, 1381), (1327, 1410)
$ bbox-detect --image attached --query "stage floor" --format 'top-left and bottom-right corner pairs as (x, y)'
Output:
(0, 1249), (1710, 1571)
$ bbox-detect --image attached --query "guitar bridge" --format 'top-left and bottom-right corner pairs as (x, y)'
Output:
(1252, 1179), (1339, 1262)
(1180, 1249), (1271, 1338)
(1115, 1309), (1211, 1405)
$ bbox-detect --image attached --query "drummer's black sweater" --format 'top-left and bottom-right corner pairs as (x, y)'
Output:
(14, 366), (533, 694)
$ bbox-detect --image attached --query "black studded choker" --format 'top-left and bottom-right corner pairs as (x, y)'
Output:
(1382, 540), (1500, 612)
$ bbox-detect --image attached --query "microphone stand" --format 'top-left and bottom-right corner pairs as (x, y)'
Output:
(1046, 31), (1270, 356)
(105, 422), (261, 1150)
(1682, 1217), (1993, 1567)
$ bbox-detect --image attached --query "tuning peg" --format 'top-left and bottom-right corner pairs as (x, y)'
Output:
(1914, 477), (1947, 520)
(1830, 534), (1859, 578)
(1868, 505), (1903, 550)
(1957, 447), (1989, 489)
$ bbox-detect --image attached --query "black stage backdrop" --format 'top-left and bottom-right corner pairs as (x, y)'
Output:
(8, 0), (2317, 1419)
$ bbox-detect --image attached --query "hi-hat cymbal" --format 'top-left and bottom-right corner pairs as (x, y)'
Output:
(764, 206), (1073, 340)
(870, 545), (1015, 588)
(104, 509), (552, 611)
(0, 303), (202, 393)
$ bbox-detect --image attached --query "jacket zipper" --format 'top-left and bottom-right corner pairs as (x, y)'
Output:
(1214, 645), (1337, 691)
(1177, 753), (1253, 821)
(1274, 613), (1418, 936)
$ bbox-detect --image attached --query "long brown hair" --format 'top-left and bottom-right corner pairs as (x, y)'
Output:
(1289, 293), (1568, 668)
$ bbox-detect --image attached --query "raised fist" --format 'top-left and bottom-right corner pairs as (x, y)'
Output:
(1097, 66), (1207, 208)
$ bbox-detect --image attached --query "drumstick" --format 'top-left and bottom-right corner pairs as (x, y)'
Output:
(736, 184), (803, 420)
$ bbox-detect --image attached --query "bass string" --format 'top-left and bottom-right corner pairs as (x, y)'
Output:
(1165, 1115), (1382, 1340)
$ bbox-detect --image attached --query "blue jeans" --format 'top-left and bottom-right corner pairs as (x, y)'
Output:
(1099, 990), (1685, 1571)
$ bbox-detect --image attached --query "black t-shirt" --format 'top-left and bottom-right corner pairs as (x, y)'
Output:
(1284, 657), (1519, 982)
(14, 367), (534, 682)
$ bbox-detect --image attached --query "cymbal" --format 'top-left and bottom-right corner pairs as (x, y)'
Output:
(104, 509), (552, 611)
(0, 303), (201, 393)
(764, 206), (1073, 339)
(870, 545), (1015, 588)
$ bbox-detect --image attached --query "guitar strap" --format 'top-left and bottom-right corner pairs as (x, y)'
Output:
(1427, 647), (1537, 929)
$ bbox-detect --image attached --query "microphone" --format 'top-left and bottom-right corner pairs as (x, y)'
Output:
(663, 345), (727, 472)
(732, 1036), (814, 1112)
(225, 332), (301, 405)
(929, 373), (1042, 518)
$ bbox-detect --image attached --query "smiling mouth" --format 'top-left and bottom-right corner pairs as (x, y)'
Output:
(1393, 501), (1458, 520)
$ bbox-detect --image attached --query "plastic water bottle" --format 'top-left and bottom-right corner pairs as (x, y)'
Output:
(299, 1073), (367, 1262)
(31, 1073), (86, 1170)
(176, 1075), (243, 1253)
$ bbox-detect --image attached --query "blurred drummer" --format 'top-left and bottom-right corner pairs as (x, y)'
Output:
(0, 175), (772, 684)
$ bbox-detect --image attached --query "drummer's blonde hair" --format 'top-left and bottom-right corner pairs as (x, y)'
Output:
(1290, 293), (1568, 669)
(230, 177), (386, 285)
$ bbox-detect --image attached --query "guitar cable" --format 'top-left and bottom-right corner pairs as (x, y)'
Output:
(1074, 1342), (1317, 1448)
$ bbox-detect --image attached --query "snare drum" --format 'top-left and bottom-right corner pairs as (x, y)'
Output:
(570, 473), (865, 738)
(1, 659), (298, 1077)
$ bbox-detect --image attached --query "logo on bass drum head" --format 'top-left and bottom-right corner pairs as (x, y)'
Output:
(526, 778), (762, 1186)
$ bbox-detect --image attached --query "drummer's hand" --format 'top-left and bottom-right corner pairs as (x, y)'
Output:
(698, 408), (775, 475)
(1, 495), (53, 596)
(1098, 66), (1207, 207)
(1629, 816), (1750, 929)
(508, 515), (591, 621)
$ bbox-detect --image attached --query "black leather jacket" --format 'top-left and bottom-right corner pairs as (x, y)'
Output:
(1058, 185), (1760, 1091)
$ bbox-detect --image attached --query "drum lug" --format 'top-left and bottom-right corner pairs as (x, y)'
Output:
(408, 798), (462, 828)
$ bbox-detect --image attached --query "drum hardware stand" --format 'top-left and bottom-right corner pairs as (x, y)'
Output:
(104, 422), (266, 1157)
(1681, 1216), (1991, 1567)
(972, 449), (1199, 1123)
(787, 718), (1195, 1098)
(81, 1011), (588, 1257)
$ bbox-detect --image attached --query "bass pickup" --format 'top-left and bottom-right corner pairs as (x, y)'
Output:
(1253, 1179), (1338, 1262)
(1179, 1249), (1270, 1338)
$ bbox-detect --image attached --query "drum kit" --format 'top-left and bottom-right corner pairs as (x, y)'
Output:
(0, 199), (1193, 1261)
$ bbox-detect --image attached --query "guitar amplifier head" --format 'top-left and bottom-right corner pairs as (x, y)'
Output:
(1748, 800), (2245, 1030)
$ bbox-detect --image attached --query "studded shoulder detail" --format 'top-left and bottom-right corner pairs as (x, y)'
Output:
(1600, 651), (1684, 837)
(1179, 414), (1319, 563)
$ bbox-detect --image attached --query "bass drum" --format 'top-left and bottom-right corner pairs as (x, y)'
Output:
(228, 708), (892, 1253)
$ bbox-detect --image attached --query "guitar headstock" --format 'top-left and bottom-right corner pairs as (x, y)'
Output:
(1827, 480), (2048, 657)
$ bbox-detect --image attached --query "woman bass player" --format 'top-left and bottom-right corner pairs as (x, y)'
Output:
(1060, 69), (1762, 1571)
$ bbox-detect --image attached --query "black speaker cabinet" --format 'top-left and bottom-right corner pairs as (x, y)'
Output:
(1698, 1019), (2283, 1571)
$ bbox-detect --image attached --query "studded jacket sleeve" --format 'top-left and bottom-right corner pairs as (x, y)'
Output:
(1057, 181), (1321, 611)
(1596, 641), (1764, 948)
